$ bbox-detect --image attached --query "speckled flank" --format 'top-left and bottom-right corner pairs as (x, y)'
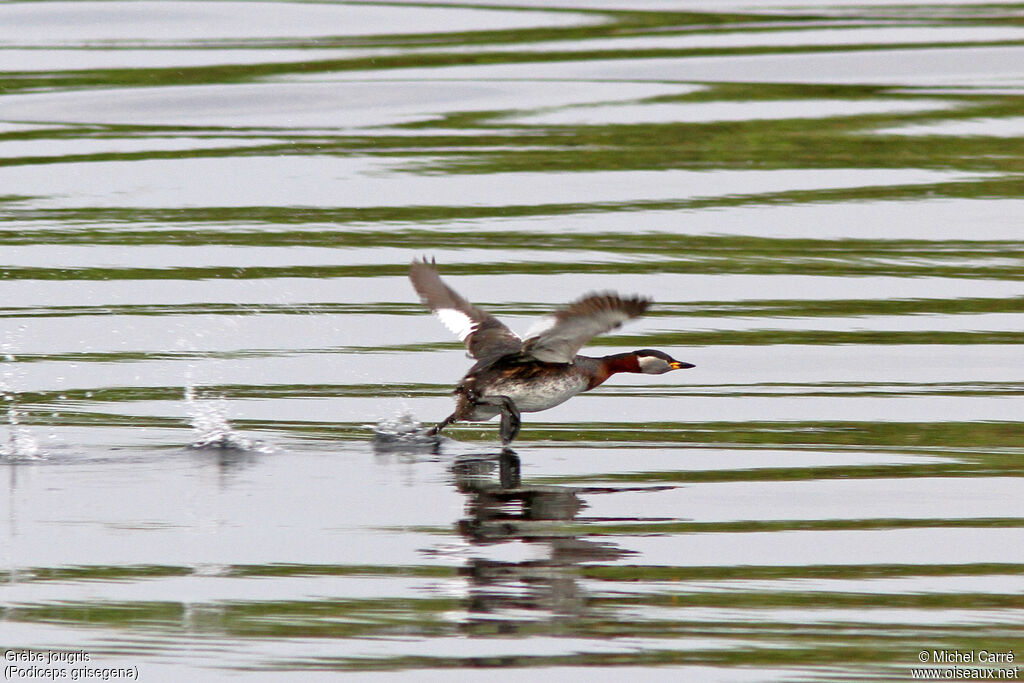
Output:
(485, 370), (590, 413)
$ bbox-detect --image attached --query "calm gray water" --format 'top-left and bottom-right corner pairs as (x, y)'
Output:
(2, 1), (1023, 681)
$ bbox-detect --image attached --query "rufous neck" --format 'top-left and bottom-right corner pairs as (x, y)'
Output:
(588, 352), (640, 389)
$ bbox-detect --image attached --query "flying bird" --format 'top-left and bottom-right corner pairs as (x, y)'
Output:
(409, 259), (694, 447)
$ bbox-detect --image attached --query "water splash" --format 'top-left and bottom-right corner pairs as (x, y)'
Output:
(371, 411), (440, 452)
(1, 345), (42, 460)
(2, 405), (42, 460)
(184, 385), (273, 452)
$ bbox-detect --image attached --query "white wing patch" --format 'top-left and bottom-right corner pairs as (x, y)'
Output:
(435, 308), (476, 341)
(522, 315), (557, 342)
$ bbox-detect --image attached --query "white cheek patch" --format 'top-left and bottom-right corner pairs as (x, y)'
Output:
(436, 308), (476, 341)
(638, 355), (660, 373)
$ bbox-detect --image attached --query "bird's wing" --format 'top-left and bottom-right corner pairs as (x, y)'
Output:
(409, 259), (523, 361)
(521, 293), (650, 363)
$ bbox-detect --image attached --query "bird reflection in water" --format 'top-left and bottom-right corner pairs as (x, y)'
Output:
(450, 450), (633, 621)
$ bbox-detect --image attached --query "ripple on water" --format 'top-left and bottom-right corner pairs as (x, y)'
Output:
(0, 1), (601, 45)
(0, 81), (691, 127)
(0, 157), (993, 209)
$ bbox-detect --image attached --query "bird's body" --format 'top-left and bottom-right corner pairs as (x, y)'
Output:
(457, 358), (591, 420)
(409, 259), (693, 445)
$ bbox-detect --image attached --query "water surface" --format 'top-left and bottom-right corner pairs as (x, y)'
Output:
(2, 1), (1023, 681)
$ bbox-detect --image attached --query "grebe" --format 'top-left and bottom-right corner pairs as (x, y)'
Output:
(410, 259), (694, 446)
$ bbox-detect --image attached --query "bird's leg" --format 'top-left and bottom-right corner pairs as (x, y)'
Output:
(499, 399), (521, 445)
(463, 391), (521, 445)
(488, 395), (521, 446)
(427, 413), (456, 437)
(437, 388), (521, 445)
